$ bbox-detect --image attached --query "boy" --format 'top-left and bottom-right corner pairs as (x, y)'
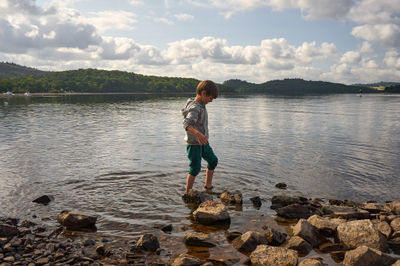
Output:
(181, 80), (218, 193)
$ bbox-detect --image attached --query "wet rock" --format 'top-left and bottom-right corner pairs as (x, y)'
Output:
(307, 215), (345, 237)
(161, 224), (173, 233)
(271, 195), (306, 210)
(226, 231), (242, 242)
(386, 202), (400, 215)
(220, 191), (242, 205)
(192, 201), (230, 225)
(360, 202), (385, 214)
(0, 223), (19, 237)
(298, 257), (325, 266)
(250, 196), (262, 208)
(388, 236), (400, 252)
(57, 210), (97, 231)
(232, 231), (268, 253)
(183, 232), (216, 247)
(250, 245), (298, 266)
(391, 217), (400, 232)
(182, 189), (213, 204)
(275, 183), (287, 189)
(322, 204), (370, 219)
(20, 220), (36, 228)
(343, 245), (396, 266)
(372, 220), (392, 238)
(95, 243), (106, 256)
(337, 219), (388, 252)
(318, 242), (345, 253)
(136, 233), (160, 252)
(292, 219), (326, 248)
(286, 236), (312, 256)
(276, 203), (313, 219)
(264, 227), (287, 246)
(32, 195), (53, 205)
(170, 254), (204, 266)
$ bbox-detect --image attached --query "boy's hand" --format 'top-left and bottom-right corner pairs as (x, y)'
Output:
(186, 126), (208, 145)
(195, 132), (208, 145)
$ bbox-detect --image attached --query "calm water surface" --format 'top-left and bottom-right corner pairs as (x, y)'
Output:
(1, 94), (400, 239)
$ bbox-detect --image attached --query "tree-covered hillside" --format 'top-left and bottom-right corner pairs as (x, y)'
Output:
(0, 62), (49, 79)
(385, 85), (400, 93)
(224, 78), (377, 94)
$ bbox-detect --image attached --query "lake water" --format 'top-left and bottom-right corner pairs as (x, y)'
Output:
(1, 93), (400, 239)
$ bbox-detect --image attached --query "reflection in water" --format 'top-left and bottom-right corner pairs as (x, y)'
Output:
(0, 94), (400, 241)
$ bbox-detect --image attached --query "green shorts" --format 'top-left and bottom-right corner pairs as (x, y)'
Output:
(187, 144), (218, 176)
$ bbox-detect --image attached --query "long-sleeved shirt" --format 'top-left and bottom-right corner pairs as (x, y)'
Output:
(181, 98), (208, 145)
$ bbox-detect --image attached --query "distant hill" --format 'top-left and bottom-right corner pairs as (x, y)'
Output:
(0, 62), (388, 94)
(0, 62), (49, 79)
(353, 81), (400, 89)
(385, 84), (400, 93)
(223, 78), (377, 94)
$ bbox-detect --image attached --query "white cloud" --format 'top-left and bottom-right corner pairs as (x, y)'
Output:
(174, 13), (194, 21)
(352, 24), (400, 48)
(85, 11), (137, 33)
(128, 0), (143, 6)
(154, 17), (174, 25)
(384, 50), (400, 69)
(340, 51), (361, 64)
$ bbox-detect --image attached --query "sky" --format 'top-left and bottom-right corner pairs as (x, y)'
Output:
(0, 0), (399, 84)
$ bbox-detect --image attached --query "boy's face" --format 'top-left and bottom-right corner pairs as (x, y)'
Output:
(200, 90), (215, 104)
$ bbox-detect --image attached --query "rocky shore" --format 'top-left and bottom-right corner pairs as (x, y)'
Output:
(2, 189), (400, 265)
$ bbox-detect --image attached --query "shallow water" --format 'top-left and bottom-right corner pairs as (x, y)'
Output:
(1, 93), (399, 242)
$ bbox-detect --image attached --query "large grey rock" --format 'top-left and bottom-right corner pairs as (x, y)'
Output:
(337, 219), (388, 252)
(232, 231), (268, 253)
(292, 219), (325, 248)
(276, 204), (313, 219)
(183, 232), (216, 247)
(220, 191), (243, 204)
(298, 257), (325, 266)
(286, 236), (312, 256)
(57, 210), (97, 230)
(192, 201), (230, 225)
(343, 245), (396, 266)
(250, 245), (298, 266)
(136, 233), (160, 251)
(307, 215), (345, 237)
(271, 195), (306, 210)
(170, 254), (204, 266)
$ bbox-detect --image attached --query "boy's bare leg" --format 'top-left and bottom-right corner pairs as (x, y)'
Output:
(186, 174), (196, 193)
(205, 169), (214, 189)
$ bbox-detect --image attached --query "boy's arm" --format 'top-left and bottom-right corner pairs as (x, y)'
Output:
(186, 125), (208, 145)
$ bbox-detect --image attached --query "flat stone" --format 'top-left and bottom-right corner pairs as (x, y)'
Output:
(182, 189), (213, 204)
(271, 195), (306, 210)
(170, 254), (204, 266)
(276, 203), (313, 219)
(250, 245), (298, 266)
(184, 232), (216, 247)
(32, 195), (53, 205)
(0, 223), (19, 237)
(359, 202), (385, 213)
(264, 227), (287, 246)
(192, 201), (230, 225)
(298, 258), (325, 266)
(372, 220), (392, 238)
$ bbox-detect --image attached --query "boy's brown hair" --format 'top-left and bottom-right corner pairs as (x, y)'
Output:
(196, 80), (218, 98)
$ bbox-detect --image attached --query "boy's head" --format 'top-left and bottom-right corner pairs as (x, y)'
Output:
(196, 80), (218, 99)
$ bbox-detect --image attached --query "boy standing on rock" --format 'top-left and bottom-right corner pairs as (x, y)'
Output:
(181, 80), (219, 193)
